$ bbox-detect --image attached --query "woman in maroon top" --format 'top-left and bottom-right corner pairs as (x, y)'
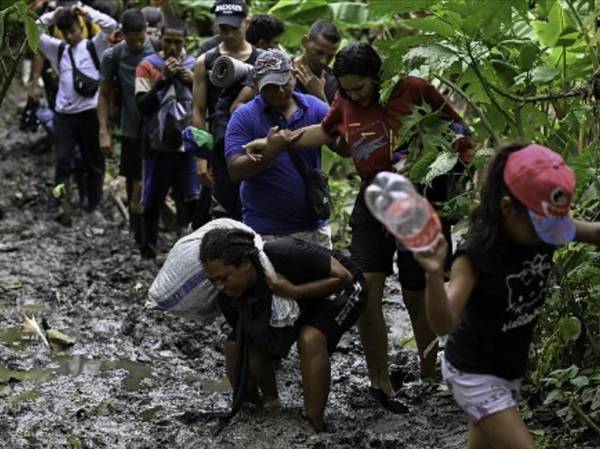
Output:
(245, 42), (472, 407)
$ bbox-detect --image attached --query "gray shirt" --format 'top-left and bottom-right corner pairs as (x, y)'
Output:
(100, 39), (157, 138)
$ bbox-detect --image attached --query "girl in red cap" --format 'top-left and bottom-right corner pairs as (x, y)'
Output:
(414, 143), (600, 449)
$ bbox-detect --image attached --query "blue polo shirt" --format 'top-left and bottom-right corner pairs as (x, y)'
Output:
(225, 92), (329, 235)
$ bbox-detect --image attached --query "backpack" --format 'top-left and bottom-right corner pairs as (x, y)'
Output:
(109, 38), (161, 123)
(144, 53), (195, 152)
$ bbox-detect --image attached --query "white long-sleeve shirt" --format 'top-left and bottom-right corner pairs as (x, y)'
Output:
(37, 6), (117, 114)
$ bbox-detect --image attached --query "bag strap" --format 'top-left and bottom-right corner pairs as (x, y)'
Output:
(57, 42), (65, 65)
(265, 108), (309, 183)
(111, 41), (125, 80)
(66, 41), (100, 72)
(86, 39), (100, 71)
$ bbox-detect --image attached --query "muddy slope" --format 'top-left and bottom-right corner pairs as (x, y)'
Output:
(0, 85), (467, 449)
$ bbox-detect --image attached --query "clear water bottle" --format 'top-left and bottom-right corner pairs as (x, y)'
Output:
(365, 172), (442, 252)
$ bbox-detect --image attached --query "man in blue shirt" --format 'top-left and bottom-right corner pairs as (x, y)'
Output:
(225, 50), (331, 248)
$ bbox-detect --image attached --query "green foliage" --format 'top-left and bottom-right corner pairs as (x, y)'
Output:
(371, 2), (600, 446)
(0, 0), (38, 51)
(0, 1), (39, 108)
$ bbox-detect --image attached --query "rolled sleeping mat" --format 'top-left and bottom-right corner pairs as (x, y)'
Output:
(209, 55), (254, 88)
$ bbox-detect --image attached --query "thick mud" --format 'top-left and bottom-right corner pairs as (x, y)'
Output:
(0, 85), (467, 449)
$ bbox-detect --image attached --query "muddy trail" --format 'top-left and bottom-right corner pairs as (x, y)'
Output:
(0, 85), (467, 449)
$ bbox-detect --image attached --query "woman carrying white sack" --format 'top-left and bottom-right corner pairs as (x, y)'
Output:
(146, 219), (367, 432)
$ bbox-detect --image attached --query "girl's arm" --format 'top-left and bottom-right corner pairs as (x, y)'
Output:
(265, 257), (353, 301)
(574, 220), (600, 245)
(414, 237), (476, 336)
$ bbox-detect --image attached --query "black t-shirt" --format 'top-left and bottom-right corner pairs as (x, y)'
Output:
(445, 237), (555, 380)
(264, 237), (362, 288)
(295, 67), (338, 105)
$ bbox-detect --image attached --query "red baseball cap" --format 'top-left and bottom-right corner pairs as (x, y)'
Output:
(503, 144), (576, 245)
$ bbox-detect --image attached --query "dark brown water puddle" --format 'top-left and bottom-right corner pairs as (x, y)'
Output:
(0, 355), (153, 392)
(1, 326), (154, 399)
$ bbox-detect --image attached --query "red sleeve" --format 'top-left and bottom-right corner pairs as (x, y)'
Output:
(321, 92), (344, 137)
(134, 59), (156, 94)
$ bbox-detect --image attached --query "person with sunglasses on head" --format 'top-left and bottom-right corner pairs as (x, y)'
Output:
(192, 0), (262, 222)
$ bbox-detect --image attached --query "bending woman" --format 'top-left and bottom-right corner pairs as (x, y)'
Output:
(200, 227), (367, 432)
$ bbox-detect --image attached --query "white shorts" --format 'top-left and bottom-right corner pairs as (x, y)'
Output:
(442, 356), (522, 424)
(261, 224), (332, 249)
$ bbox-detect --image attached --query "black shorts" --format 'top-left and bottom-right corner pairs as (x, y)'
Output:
(220, 279), (366, 356)
(350, 191), (453, 291)
(298, 279), (366, 354)
(120, 136), (142, 179)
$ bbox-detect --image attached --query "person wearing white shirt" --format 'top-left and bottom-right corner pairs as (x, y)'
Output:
(37, 4), (116, 221)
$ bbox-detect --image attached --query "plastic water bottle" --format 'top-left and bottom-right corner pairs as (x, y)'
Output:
(365, 172), (442, 252)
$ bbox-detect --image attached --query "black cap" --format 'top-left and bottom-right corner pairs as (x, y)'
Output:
(212, 0), (248, 28)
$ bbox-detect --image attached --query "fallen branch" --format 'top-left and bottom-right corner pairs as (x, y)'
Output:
(110, 189), (128, 222)
(435, 75), (499, 145)
(571, 402), (600, 436)
(105, 176), (128, 222)
(485, 81), (588, 103)
(0, 41), (25, 109)
(466, 43), (518, 128)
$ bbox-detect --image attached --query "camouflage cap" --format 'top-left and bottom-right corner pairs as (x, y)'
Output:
(253, 50), (293, 92)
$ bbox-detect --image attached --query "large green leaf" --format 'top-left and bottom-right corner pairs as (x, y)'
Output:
(368, 0), (436, 18)
(532, 0), (575, 48)
(409, 150), (438, 183)
(423, 152), (458, 185)
(403, 44), (460, 75)
(269, 0), (330, 23)
(24, 16), (39, 52)
(403, 16), (456, 39)
(531, 66), (560, 83)
(459, 0), (516, 38)
(329, 2), (371, 28)
(279, 21), (306, 49)
(570, 375), (590, 389)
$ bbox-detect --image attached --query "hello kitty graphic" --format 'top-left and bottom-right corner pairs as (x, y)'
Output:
(502, 254), (552, 331)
